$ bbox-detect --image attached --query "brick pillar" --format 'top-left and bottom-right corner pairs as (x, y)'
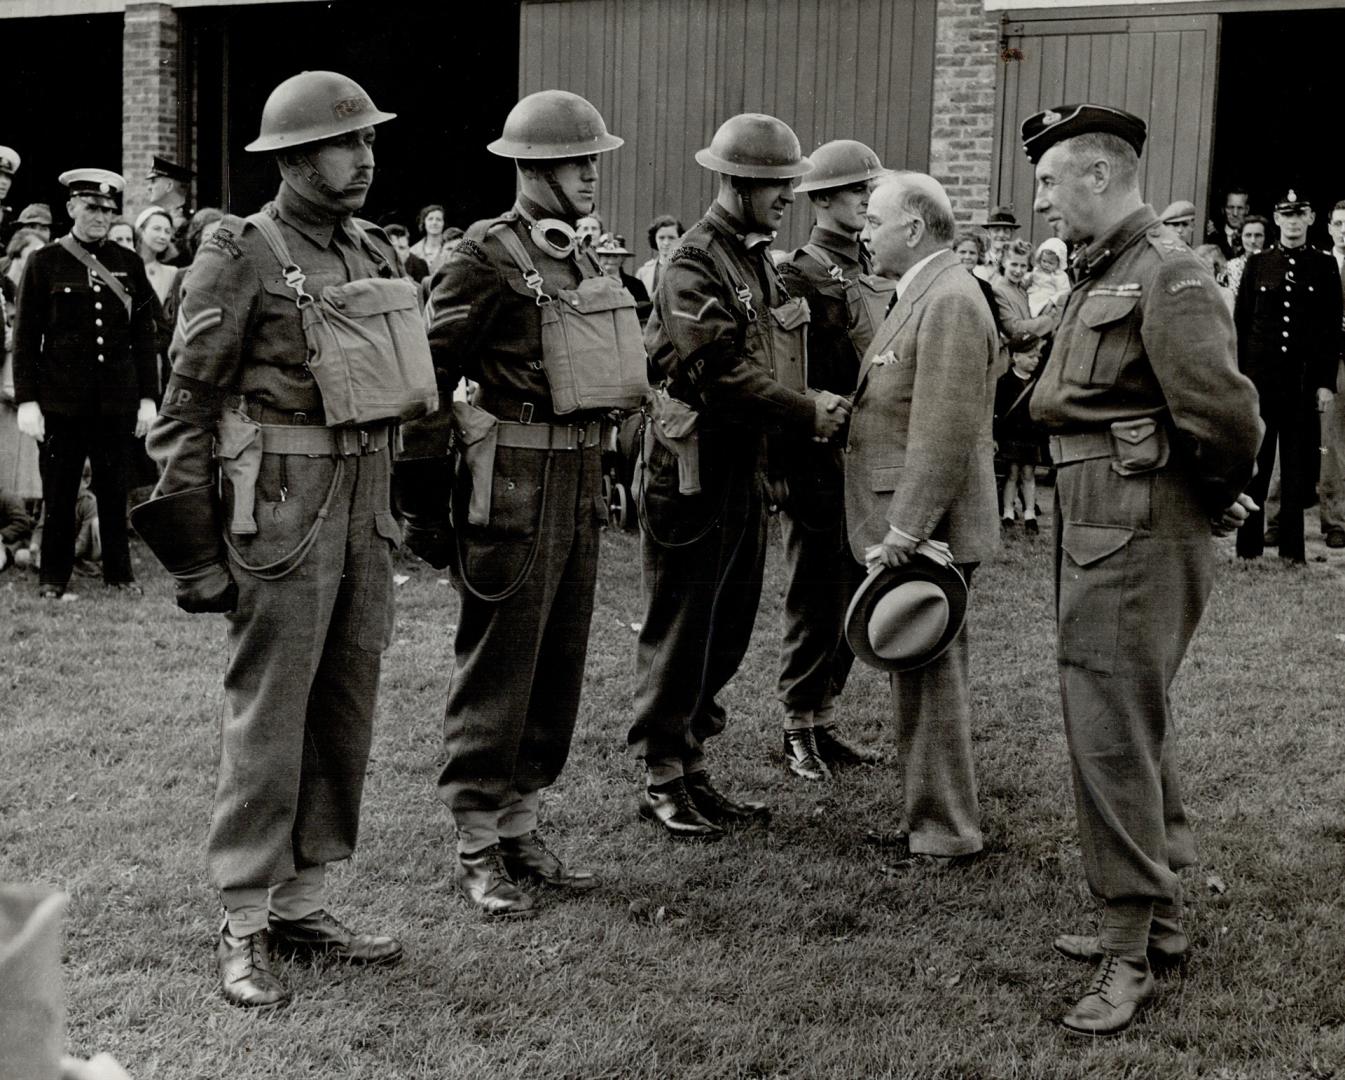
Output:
(122, 2), (180, 222)
(929, 0), (1000, 227)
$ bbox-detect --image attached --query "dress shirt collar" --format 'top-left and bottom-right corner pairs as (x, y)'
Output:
(895, 248), (946, 299)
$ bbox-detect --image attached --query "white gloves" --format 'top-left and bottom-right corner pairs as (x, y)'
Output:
(17, 400), (44, 442)
(135, 397), (157, 439)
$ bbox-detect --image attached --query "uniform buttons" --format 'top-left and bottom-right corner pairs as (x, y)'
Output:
(95, 319), (103, 327)
(1284, 316), (1290, 322)
(1283, 331), (1290, 337)
(97, 354), (105, 362)
(1288, 257), (1296, 265)
(94, 302), (102, 310)
(1285, 301), (1291, 308)
(93, 285), (101, 293)
(1286, 285), (1293, 292)
(63, 287), (71, 293)
(96, 336), (104, 345)
(1282, 346), (1288, 353)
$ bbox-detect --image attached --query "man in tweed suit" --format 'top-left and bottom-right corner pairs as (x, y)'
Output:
(844, 172), (1001, 869)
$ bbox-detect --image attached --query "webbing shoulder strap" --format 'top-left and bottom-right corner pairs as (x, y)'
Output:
(58, 235), (132, 317)
(247, 208), (314, 309)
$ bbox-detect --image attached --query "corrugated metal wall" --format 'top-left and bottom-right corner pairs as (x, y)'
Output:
(519, 0), (937, 253)
(994, 12), (1220, 250)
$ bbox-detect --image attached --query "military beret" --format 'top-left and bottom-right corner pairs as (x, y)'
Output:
(1274, 189), (1310, 213)
(148, 155), (194, 184)
(1021, 104), (1147, 164)
(0, 146), (19, 175)
(58, 168), (125, 208)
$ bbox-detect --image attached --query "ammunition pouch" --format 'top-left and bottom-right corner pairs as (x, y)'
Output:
(129, 484), (228, 576)
(1108, 416), (1170, 476)
(451, 400), (500, 527)
(215, 407), (264, 535)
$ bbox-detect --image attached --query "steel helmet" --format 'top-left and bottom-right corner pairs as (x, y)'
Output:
(487, 90), (624, 159)
(245, 71), (396, 153)
(795, 139), (884, 194)
(694, 114), (811, 180)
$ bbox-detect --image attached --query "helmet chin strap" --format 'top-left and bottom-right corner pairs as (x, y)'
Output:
(279, 152), (346, 214)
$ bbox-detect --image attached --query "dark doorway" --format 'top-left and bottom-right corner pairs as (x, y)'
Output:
(1212, 9), (1345, 249)
(0, 15), (124, 231)
(182, 1), (521, 232)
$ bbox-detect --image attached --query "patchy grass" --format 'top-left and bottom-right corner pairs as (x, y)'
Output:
(3, 499), (1344, 1079)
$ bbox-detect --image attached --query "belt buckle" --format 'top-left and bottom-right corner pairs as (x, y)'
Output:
(360, 428), (370, 452)
(294, 411), (308, 426)
(520, 401), (535, 424)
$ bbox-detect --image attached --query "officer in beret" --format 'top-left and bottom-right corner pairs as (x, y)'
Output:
(422, 90), (628, 916)
(1233, 189), (1341, 564)
(0, 146), (18, 238)
(631, 114), (850, 839)
(143, 71), (406, 1008)
(12, 169), (159, 599)
(773, 138), (889, 780)
(1023, 102), (1262, 1035)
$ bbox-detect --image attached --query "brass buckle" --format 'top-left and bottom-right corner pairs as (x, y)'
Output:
(520, 401), (535, 424)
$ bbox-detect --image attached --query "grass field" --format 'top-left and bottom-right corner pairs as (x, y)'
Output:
(2, 502), (1344, 1079)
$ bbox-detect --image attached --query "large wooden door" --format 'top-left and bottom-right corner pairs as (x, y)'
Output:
(994, 13), (1219, 249)
(520, 0), (938, 252)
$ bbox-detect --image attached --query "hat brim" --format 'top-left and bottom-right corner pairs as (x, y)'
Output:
(694, 148), (813, 180)
(845, 556), (968, 673)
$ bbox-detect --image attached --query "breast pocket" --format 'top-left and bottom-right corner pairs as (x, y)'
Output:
(1067, 294), (1139, 388)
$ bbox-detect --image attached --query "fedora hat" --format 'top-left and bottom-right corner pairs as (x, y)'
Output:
(984, 205), (1021, 229)
(845, 556), (967, 672)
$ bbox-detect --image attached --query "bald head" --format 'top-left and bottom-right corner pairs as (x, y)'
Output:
(866, 172), (957, 278)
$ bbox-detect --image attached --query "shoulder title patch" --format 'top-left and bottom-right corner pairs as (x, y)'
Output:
(1166, 277), (1205, 295)
(208, 227), (243, 259)
(454, 237), (487, 263)
(670, 244), (715, 272)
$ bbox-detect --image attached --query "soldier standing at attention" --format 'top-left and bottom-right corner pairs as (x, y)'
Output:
(774, 139), (890, 780)
(1024, 103), (1262, 1036)
(630, 114), (851, 839)
(139, 72), (415, 1008)
(13, 169), (159, 599)
(424, 90), (640, 916)
(1232, 189), (1340, 565)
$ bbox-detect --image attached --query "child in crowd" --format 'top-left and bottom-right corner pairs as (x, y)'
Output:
(993, 348), (1046, 534)
(1027, 237), (1071, 317)
(0, 483), (34, 572)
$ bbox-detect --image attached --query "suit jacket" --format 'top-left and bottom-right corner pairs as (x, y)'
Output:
(844, 248), (1000, 565)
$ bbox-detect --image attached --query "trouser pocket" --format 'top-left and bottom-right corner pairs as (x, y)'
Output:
(1057, 521), (1134, 675)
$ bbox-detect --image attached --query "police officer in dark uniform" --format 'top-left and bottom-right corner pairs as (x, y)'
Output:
(422, 90), (634, 916)
(145, 155), (195, 267)
(774, 139), (890, 780)
(1024, 103), (1262, 1036)
(12, 168), (159, 599)
(139, 72), (408, 1008)
(630, 114), (851, 839)
(1233, 190), (1341, 564)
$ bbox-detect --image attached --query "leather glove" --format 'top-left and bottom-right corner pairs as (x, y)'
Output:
(17, 401), (44, 442)
(402, 519), (454, 570)
(135, 397), (158, 439)
(174, 562), (238, 614)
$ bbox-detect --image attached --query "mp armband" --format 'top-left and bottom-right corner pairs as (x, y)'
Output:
(160, 373), (231, 428)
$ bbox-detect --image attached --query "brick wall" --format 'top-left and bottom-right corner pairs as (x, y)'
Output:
(121, 2), (179, 221)
(929, 0), (1000, 226)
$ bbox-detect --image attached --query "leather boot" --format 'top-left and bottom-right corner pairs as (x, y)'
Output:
(783, 727), (831, 781)
(638, 778), (723, 840)
(456, 845), (536, 916)
(217, 925), (289, 1009)
(815, 724), (882, 766)
(500, 832), (599, 891)
(268, 909), (403, 965)
(683, 771), (770, 829)
(1061, 954), (1155, 1036)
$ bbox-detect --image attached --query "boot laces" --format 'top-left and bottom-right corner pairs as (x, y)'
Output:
(1088, 954), (1122, 997)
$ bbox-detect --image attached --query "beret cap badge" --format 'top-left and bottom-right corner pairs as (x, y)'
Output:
(1041, 110), (1062, 126)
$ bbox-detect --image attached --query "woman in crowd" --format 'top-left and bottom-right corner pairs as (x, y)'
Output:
(1, 228), (47, 501)
(636, 214), (683, 296)
(1224, 214), (1268, 297)
(409, 204), (450, 278)
(108, 219), (135, 251)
